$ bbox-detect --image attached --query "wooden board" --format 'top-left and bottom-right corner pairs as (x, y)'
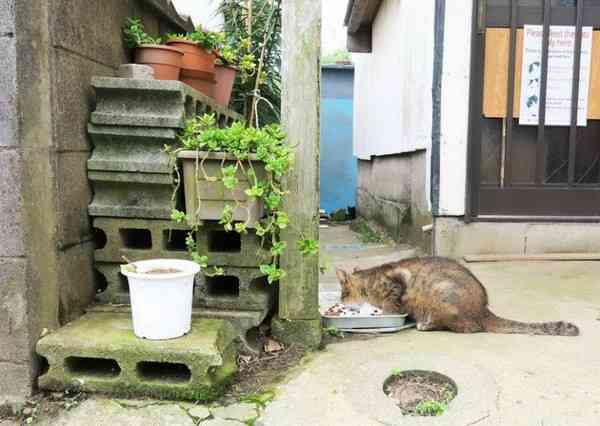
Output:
(483, 28), (600, 120)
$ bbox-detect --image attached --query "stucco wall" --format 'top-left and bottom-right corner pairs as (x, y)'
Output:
(351, 0), (435, 247)
(437, 0), (473, 216)
(0, 0), (190, 404)
(353, 0), (435, 159)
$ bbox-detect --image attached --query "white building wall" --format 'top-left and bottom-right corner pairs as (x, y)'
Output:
(353, 0), (435, 159)
(438, 0), (473, 216)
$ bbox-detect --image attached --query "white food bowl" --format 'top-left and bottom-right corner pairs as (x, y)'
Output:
(121, 259), (200, 340)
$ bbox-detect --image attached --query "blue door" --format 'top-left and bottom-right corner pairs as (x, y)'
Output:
(320, 65), (357, 214)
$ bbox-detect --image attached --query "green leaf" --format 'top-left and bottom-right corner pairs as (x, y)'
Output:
(296, 239), (319, 256)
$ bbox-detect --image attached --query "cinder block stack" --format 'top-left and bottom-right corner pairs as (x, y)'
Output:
(87, 77), (274, 339)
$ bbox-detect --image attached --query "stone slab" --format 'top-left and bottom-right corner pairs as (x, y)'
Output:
(0, 362), (32, 405)
(37, 312), (237, 401)
(526, 223), (600, 254)
(0, 150), (23, 257)
(0, 0), (15, 34)
(0, 258), (30, 362)
(117, 64), (155, 80)
(0, 35), (16, 148)
(211, 403), (258, 422)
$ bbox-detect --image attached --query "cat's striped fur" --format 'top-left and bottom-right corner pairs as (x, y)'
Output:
(336, 257), (579, 336)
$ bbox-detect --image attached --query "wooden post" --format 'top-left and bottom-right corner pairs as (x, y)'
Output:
(273, 0), (321, 348)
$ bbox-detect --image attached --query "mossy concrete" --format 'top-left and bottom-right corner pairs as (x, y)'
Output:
(88, 305), (269, 355)
(36, 313), (237, 401)
(271, 317), (321, 349)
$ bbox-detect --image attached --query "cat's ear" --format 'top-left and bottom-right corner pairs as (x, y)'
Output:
(336, 268), (349, 284)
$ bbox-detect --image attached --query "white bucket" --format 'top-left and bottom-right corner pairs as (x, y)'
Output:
(121, 259), (200, 340)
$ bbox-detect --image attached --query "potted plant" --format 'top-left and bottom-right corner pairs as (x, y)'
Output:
(166, 114), (319, 284)
(213, 43), (256, 107)
(166, 29), (222, 97)
(122, 18), (183, 81)
(121, 258), (200, 340)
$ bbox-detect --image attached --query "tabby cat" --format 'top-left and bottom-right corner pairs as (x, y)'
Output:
(336, 257), (579, 336)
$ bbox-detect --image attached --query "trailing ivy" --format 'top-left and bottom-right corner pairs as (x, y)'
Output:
(166, 114), (318, 284)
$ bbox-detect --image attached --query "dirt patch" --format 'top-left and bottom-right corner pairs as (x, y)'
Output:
(220, 344), (307, 405)
(383, 370), (457, 416)
(0, 390), (86, 425)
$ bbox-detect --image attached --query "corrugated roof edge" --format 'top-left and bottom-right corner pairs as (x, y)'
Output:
(142, 0), (194, 33)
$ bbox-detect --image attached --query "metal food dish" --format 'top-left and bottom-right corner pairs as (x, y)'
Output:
(337, 323), (417, 334)
(322, 313), (409, 330)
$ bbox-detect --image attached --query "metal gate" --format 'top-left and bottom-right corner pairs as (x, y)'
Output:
(468, 0), (600, 218)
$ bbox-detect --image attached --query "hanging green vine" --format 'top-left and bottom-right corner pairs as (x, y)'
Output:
(165, 114), (318, 284)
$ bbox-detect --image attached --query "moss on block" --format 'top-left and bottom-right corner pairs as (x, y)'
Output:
(271, 317), (322, 349)
(36, 312), (237, 401)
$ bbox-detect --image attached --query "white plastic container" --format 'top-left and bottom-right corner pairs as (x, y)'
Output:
(121, 259), (200, 340)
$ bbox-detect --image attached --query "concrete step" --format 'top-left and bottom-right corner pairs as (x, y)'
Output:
(36, 312), (237, 401)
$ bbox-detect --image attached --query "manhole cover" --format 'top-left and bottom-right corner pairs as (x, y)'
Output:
(383, 370), (457, 417)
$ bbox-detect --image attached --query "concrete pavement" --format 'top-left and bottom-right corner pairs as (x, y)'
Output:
(262, 227), (600, 425)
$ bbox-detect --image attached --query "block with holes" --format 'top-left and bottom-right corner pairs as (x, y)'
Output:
(36, 312), (237, 401)
(94, 218), (270, 267)
(195, 267), (274, 312)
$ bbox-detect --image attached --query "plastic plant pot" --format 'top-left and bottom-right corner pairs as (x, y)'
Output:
(214, 65), (237, 106)
(134, 44), (184, 80)
(121, 259), (200, 340)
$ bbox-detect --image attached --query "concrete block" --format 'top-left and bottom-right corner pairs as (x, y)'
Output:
(87, 124), (176, 174)
(37, 313), (237, 401)
(0, 1), (14, 34)
(95, 262), (273, 314)
(56, 152), (93, 245)
(87, 305), (269, 355)
(0, 362), (32, 405)
(52, 49), (115, 151)
(271, 317), (322, 349)
(90, 77), (242, 129)
(88, 171), (173, 219)
(93, 218), (268, 267)
(117, 64), (154, 80)
(0, 150), (23, 257)
(0, 258), (30, 363)
(196, 267), (274, 312)
(0, 36), (16, 148)
(526, 223), (600, 254)
(434, 218), (528, 258)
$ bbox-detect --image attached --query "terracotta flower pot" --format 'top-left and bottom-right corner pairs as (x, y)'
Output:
(214, 65), (237, 107)
(166, 39), (217, 74)
(134, 44), (183, 80)
(180, 68), (216, 98)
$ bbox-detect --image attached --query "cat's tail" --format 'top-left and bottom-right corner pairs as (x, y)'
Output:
(483, 311), (579, 336)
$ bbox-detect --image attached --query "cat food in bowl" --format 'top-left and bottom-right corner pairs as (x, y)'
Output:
(322, 303), (411, 332)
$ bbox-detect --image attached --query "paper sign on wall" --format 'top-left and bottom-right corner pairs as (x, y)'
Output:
(520, 25), (593, 127)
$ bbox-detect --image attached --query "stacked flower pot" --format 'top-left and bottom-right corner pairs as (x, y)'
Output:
(87, 75), (272, 345)
(133, 40), (237, 107)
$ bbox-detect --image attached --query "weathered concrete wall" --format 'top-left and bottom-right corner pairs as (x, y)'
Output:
(357, 151), (432, 250)
(0, 0), (191, 404)
(434, 218), (600, 258)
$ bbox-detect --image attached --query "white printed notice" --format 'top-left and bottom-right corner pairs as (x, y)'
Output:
(520, 25), (593, 127)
